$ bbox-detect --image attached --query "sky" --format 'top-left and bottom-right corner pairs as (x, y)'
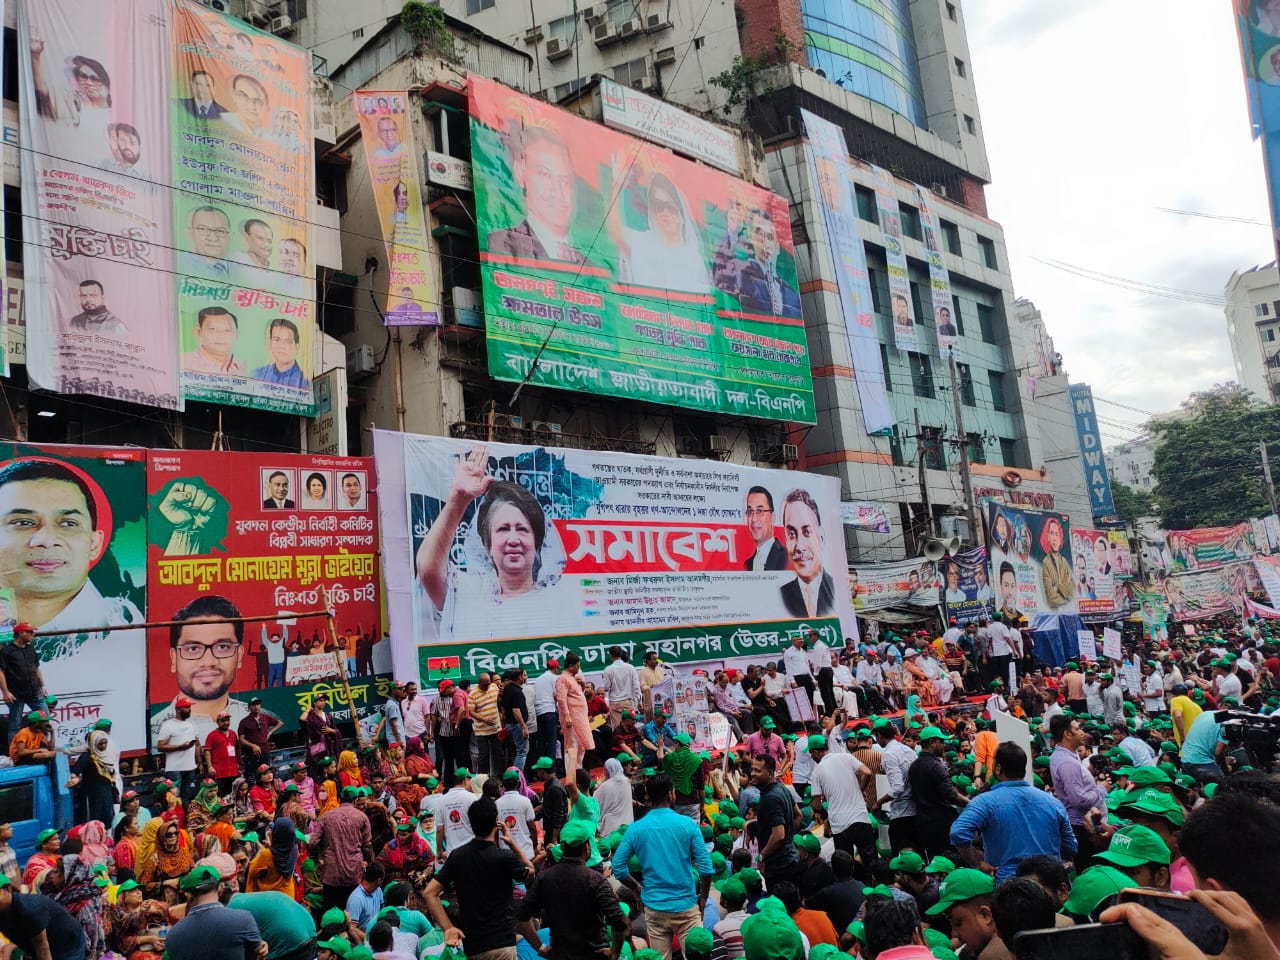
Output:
(962, 0), (1273, 444)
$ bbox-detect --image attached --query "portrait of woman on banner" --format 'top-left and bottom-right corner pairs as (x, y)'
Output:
(608, 152), (712, 296)
(415, 444), (566, 642)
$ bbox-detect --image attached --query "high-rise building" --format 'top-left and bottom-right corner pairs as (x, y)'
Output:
(1226, 262), (1280, 403)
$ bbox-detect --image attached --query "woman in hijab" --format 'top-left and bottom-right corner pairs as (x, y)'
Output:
(230, 776), (254, 819)
(137, 819), (193, 901)
(50, 853), (107, 958)
(404, 736), (435, 786)
(73, 720), (120, 827)
(245, 817), (298, 897)
(71, 820), (112, 868)
(316, 756), (339, 816)
(112, 815), (141, 874)
(337, 749), (365, 789)
(377, 816), (433, 883)
(23, 829), (61, 889)
(187, 778), (222, 832)
(594, 758), (634, 836)
(249, 765), (278, 815)
(112, 789), (151, 832)
(386, 741), (424, 814)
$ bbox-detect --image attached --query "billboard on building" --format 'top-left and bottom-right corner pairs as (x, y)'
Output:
(849, 559), (939, 612)
(987, 501), (1077, 619)
(171, 2), (316, 415)
(373, 429), (856, 683)
(940, 547), (995, 625)
(354, 90), (438, 327)
(1234, 0), (1280, 263)
(915, 186), (957, 359)
(1164, 523), (1255, 571)
(839, 501), (891, 533)
(145, 451), (383, 746)
(469, 76), (815, 423)
(1068, 384), (1116, 521)
(18, 0), (180, 409)
(599, 78), (740, 175)
(799, 110), (894, 436)
(0, 444), (148, 750)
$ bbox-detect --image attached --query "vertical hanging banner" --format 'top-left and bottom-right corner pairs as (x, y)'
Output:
(0, 0), (7, 380)
(1068, 384), (1116, 520)
(18, 0), (180, 408)
(1069, 527), (1120, 616)
(354, 90), (438, 327)
(867, 164), (915, 351)
(171, 0), (316, 415)
(941, 547), (995, 625)
(915, 187), (957, 358)
(986, 501), (1077, 619)
(800, 110), (894, 436)
(1235, 0), (1280, 264)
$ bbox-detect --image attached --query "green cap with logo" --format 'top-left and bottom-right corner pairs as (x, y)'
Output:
(889, 851), (925, 874)
(925, 868), (995, 915)
(559, 820), (594, 850)
(806, 734), (828, 751)
(1062, 865), (1133, 918)
(1126, 766), (1172, 787)
(1118, 787), (1186, 827)
(793, 832), (821, 855)
(924, 855), (956, 876)
(179, 864), (222, 892)
(918, 725), (947, 743)
(1096, 824), (1171, 868)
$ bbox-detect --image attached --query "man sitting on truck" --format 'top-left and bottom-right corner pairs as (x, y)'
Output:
(9, 711), (55, 765)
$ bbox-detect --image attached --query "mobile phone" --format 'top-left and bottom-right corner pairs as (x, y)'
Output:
(1116, 889), (1229, 955)
(1012, 922), (1145, 960)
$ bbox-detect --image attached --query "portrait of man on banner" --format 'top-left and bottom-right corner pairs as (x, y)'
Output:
(779, 488), (835, 618)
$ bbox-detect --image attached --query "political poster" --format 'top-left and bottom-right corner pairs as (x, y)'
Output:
(145, 451), (383, 747)
(1267, 514), (1280, 552)
(373, 429), (857, 683)
(354, 90), (438, 327)
(171, 1), (316, 415)
(1164, 524), (1255, 572)
(671, 675), (710, 751)
(1070, 528), (1119, 616)
(941, 547), (995, 625)
(1076, 630), (1097, 662)
(839, 501), (891, 534)
(1102, 627), (1122, 661)
(1234, 0), (1280, 264)
(800, 110), (894, 436)
(1133, 584), (1168, 628)
(1107, 530), (1134, 578)
(0, 444), (148, 750)
(17, 0), (181, 410)
(915, 186), (957, 358)
(469, 76), (815, 424)
(867, 164), (916, 351)
(986, 502), (1077, 619)
(850, 559), (940, 612)
(1159, 562), (1257, 621)
(1255, 555), (1280, 607)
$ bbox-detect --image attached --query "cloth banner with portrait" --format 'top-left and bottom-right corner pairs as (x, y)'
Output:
(867, 163), (916, 353)
(145, 451), (383, 748)
(940, 547), (995, 625)
(850, 559), (940, 612)
(915, 186), (957, 359)
(354, 90), (438, 327)
(1163, 524), (1256, 573)
(373, 429), (858, 684)
(1235, 0), (1280, 265)
(1070, 528), (1123, 616)
(1158, 562), (1258, 621)
(468, 75), (815, 423)
(986, 501), (1078, 619)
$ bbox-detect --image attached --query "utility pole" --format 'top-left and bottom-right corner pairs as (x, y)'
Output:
(1263, 440), (1280, 518)
(947, 353), (980, 544)
(915, 409), (937, 541)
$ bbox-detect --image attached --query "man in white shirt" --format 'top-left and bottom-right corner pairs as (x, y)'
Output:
(807, 631), (836, 717)
(782, 635), (816, 711)
(601, 646), (641, 728)
(808, 734), (874, 862)
(156, 697), (201, 802)
(1084, 669), (1105, 717)
(854, 651), (892, 714)
(874, 720), (918, 854)
(533, 660), (560, 767)
(990, 616), (1020, 687)
(1214, 660), (1243, 702)
(1139, 662), (1166, 715)
(495, 770), (538, 858)
(435, 770), (478, 857)
(942, 619), (964, 647)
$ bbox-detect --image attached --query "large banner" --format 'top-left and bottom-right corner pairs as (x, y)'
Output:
(801, 110), (893, 436)
(986, 502), (1077, 619)
(171, 1), (316, 415)
(1107, 530), (1134, 578)
(915, 187), (957, 359)
(1165, 524), (1255, 571)
(1159, 563), (1257, 620)
(469, 76), (815, 423)
(1235, 0), (1280, 264)
(145, 452), (383, 745)
(850, 558), (940, 612)
(1255, 555), (1280, 607)
(941, 547), (995, 625)
(868, 164), (916, 352)
(1070, 527), (1121, 616)
(1133, 584), (1168, 628)
(354, 90), (438, 327)
(839, 501), (891, 534)
(1069, 384), (1117, 521)
(373, 430), (857, 683)
(0, 444), (147, 750)
(18, 0), (181, 409)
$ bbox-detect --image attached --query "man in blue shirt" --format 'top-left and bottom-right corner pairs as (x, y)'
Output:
(1180, 710), (1227, 780)
(951, 742), (1076, 881)
(1112, 723), (1156, 768)
(612, 774), (714, 960)
(345, 862), (386, 931)
(251, 318), (310, 388)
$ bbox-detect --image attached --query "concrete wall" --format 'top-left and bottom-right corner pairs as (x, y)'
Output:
(1226, 262), (1280, 403)
(908, 0), (989, 181)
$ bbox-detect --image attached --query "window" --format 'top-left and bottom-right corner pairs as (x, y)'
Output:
(940, 219), (961, 255)
(954, 57), (967, 78)
(1269, 329), (1277, 343)
(880, 344), (893, 392)
(554, 78), (588, 100)
(465, 0), (495, 14)
(890, 427), (905, 467)
(1273, 300), (1280, 317)
(605, 0), (638, 26)
(977, 235), (998, 269)
(910, 281), (927, 325)
(547, 13), (580, 44)
(988, 370), (1007, 412)
(976, 303), (996, 343)
(957, 363), (975, 406)
(946, 2), (958, 21)
(693, 36), (705, 49)
(612, 57), (649, 86)
(899, 203), (922, 241)
(868, 267), (884, 314)
(910, 352), (935, 398)
(922, 426), (946, 469)
(351, 27), (364, 39)
(951, 295), (966, 336)
(1258, 302), (1271, 317)
(0, 780), (34, 826)
(855, 185), (878, 224)
(966, 432), (986, 465)
(963, 114), (976, 135)
(999, 438), (1018, 467)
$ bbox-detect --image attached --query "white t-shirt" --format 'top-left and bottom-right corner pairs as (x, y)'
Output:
(1217, 672), (1243, 701)
(991, 624), (1016, 657)
(403, 697), (429, 739)
(495, 791), (537, 858)
(157, 718), (198, 772)
(811, 752), (868, 833)
(783, 646), (812, 679)
(438, 787), (477, 852)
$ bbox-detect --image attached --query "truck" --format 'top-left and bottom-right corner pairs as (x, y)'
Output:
(0, 755), (74, 867)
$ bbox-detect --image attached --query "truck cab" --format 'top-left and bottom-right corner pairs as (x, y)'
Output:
(0, 756), (74, 867)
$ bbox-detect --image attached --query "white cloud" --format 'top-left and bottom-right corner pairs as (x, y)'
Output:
(964, 0), (1271, 424)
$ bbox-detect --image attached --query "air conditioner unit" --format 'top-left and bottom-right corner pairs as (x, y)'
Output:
(781, 443), (799, 462)
(582, 3), (608, 22)
(655, 46), (677, 65)
(645, 13), (672, 32)
(491, 414), (525, 429)
(705, 434), (730, 455)
(930, 181), (948, 197)
(545, 37), (572, 60)
(523, 25), (544, 44)
(619, 17), (641, 37)
(593, 21), (619, 44)
(531, 420), (563, 435)
(632, 74), (655, 91)
(346, 344), (377, 380)
(269, 14), (293, 34)
(241, 0), (268, 21)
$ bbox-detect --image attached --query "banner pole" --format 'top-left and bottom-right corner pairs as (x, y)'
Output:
(29, 608), (334, 638)
(321, 584), (365, 750)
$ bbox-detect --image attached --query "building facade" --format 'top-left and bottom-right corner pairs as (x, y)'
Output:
(1226, 261), (1280, 403)
(1108, 437), (1158, 495)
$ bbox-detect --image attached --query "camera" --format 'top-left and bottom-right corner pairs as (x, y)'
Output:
(1216, 709), (1280, 771)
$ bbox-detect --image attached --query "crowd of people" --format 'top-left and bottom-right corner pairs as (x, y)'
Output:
(4, 617), (1280, 959)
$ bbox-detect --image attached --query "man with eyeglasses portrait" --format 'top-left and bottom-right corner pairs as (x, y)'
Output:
(181, 206), (233, 282)
(251, 318), (309, 389)
(743, 485), (788, 572)
(150, 594), (252, 758)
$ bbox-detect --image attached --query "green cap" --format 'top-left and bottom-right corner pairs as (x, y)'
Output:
(674, 732), (692, 746)
(426, 777), (439, 789)
(740, 897), (803, 960)
(808, 946), (840, 960)
(117, 879), (140, 893)
(1126, 766), (1172, 787)
(320, 907), (347, 927)
(1032, 755), (1052, 769)
(872, 717), (893, 731)
(1119, 788), (1186, 827)
(559, 820), (594, 850)
(502, 768), (522, 783)
(737, 867), (762, 889)
(685, 928), (713, 960)
(716, 876), (747, 899)
(806, 734), (828, 751)
(91, 719), (112, 731)
(710, 851), (727, 875)
(531, 757), (554, 770)
(719, 801), (740, 817)
(924, 855), (956, 876)
(317, 939), (352, 959)
(794, 832), (821, 854)
(454, 767), (472, 779)
(759, 716), (776, 730)
(35, 828), (58, 845)
(845, 920), (865, 944)
(925, 868), (995, 915)
(340, 786), (359, 801)
(1096, 824), (1172, 868)
(730, 817), (746, 829)
(889, 851), (925, 873)
(1061, 865), (1133, 918)
(179, 864), (222, 891)
(918, 725), (947, 742)
(349, 948), (374, 960)
(642, 767), (657, 776)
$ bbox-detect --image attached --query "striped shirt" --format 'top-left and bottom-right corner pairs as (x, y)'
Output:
(468, 685), (501, 736)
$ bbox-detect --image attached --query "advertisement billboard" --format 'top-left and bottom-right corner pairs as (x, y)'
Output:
(800, 110), (894, 436)
(849, 559), (940, 612)
(940, 547), (995, 625)
(839, 501), (891, 534)
(145, 452), (383, 745)
(18, 0), (180, 409)
(171, 1), (316, 415)
(1070, 527), (1122, 616)
(373, 429), (857, 682)
(0, 444), (148, 750)
(600, 78), (740, 175)
(987, 501), (1077, 619)
(1068, 384), (1116, 521)
(1164, 524), (1255, 571)
(354, 90), (438, 327)
(469, 76), (815, 423)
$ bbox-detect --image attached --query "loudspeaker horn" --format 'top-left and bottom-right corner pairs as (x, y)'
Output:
(922, 539), (946, 562)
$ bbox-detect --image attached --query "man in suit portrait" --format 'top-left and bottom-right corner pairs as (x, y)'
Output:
(779, 488), (835, 618)
(936, 305), (958, 337)
(743, 485), (787, 571)
(262, 471), (295, 509)
(181, 70), (228, 120)
(717, 210), (802, 318)
(486, 126), (588, 264)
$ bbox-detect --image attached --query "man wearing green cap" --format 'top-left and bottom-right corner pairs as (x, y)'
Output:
(1095, 823), (1171, 890)
(164, 865), (263, 960)
(496, 768), (538, 859)
(436, 768), (478, 856)
(925, 869), (1006, 959)
(517, 819), (629, 960)
(711, 876), (750, 958)
(739, 895), (804, 960)
(1060, 864), (1132, 921)
(908, 727), (968, 859)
